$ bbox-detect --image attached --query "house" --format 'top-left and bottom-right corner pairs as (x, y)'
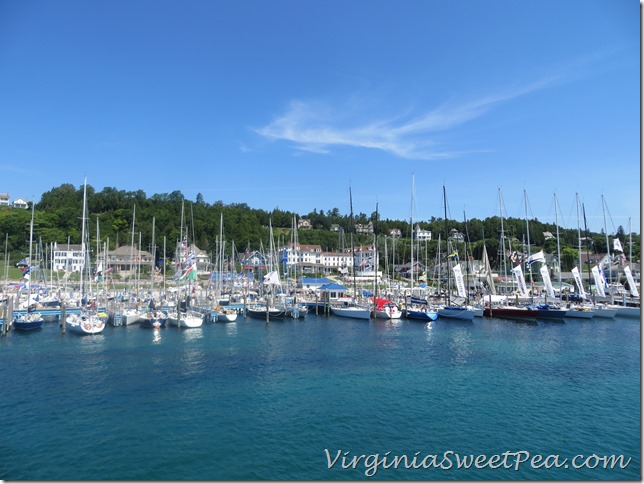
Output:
(449, 228), (464, 242)
(52, 243), (86, 272)
(12, 198), (29, 209)
(355, 221), (374, 234)
(241, 250), (268, 270)
(297, 218), (313, 230)
(388, 228), (402, 238)
(318, 282), (348, 301)
(298, 277), (331, 290)
(174, 242), (210, 274)
(97, 245), (154, 276)
(330, 224), (341, 232)
(413, 224), (431, 241)
(0, 193), (9, 207)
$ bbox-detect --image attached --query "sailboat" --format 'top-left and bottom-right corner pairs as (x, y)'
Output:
(564, 195), (596, 319)
(167, 200), (203, 328)
(329, 186), (371, 320)
(404, 175), (438, 322)
(13, 200), (44, 331)
(597, 201), (639, 318)
(436, 187), (476, 321)
(212, 213), (238, 323)
(65, 179), (106, 335)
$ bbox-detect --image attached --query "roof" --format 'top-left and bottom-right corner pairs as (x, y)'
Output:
(300, 278), (330, 284)
(319, 283), (348, 291)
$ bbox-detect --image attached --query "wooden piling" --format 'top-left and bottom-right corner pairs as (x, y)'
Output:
(60, 303), (66, 333)
(7, 297), (13, 331)
(265, 298), (269, 324)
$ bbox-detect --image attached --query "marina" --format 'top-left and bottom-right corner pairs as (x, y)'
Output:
(0, 311), (639, 480)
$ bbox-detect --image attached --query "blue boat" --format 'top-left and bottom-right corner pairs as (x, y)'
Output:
(534, 304), (568, 320)
(13, 311), (45, 331)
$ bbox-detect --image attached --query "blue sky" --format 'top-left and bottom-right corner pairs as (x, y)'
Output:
(0, 0), (640, 236)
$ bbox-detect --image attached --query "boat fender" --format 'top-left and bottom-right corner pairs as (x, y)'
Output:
(83, 322), (92, 331)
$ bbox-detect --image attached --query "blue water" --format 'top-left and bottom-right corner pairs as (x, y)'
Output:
(0, 314), (639, 480)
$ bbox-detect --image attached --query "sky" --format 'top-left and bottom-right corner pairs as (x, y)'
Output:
(0, 0), (640, 236)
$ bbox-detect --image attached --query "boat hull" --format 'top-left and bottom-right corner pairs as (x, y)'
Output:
(13, 314), (45, 331)
(167, 311), (203, 328)
(405, 308), (439, 321)
(330, 306), (371, 320)
(438, 306), (476, 321)
(483, 307), (539, 319)
(246, 307), (287, 320)
(65, 313), (106, 335)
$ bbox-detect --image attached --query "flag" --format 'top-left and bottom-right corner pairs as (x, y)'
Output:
(525, 250), (546, 267)
(263, 270), (280, 285)
(624, 266), (639, 298)
(613, 238), (623, 253)
(539, 265), (555, 299)
(571, 266), (586, 299)
(591, 265), (606, 298)
(178, 263), (197, 282)
(511, 264), (528, 297)
(182, 251), (196, 269)
(16, 257), (30, 267)
(452, 263), (467, 298)
(94, 263), (103, 283)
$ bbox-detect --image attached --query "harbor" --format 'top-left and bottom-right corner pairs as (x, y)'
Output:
(1, 309), (639, 480)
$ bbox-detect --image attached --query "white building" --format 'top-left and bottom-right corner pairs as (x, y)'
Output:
(12, 198), (29, 209)
(414, 224), (432, 241)
(52, 243), (86, 272)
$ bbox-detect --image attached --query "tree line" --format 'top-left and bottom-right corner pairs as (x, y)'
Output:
(0, 183), (639, 272)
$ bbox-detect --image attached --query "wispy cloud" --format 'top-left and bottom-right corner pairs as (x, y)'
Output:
(255, 76), (561, 160)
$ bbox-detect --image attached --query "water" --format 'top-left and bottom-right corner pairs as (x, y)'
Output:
(0, 314), (639, 480)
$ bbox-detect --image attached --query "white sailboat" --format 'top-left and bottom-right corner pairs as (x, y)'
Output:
(167, 200), (203, 329)
(329, 186), (371, 320)
(66, 178), (106, 335)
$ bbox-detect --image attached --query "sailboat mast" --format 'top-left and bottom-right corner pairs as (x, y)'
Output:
(80, 179), (87, 303)
(373, 202), (379, 305)
(443, 185), (450, 306)
(576, 193), (583, 272)
(410, 174), (415, 290)
(554, 193), (563, 292)
(27, 198), (34, 309)
(349, 185), (356, 298)
(524, 190), (533, 290)
(498, 188), (507, 293)
(582, 203), (592, 295)
(601, 195), (612, 284)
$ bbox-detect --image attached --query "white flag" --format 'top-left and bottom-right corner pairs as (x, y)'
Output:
(571, 266), (586, 299)
(624, 266), (639, 298)
(613, 238), (624, 253)
(539, 265), (555, 299)
(526, 250), (546, 266)
(511, 264), (528, 297)
(591, 265), (606, 298)
(452, 263), (467, 298)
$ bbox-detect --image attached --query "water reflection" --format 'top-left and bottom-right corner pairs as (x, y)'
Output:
(152, 328), (162, 344)
(225, 322), (238, 336)
(447, 328), (473, 365)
